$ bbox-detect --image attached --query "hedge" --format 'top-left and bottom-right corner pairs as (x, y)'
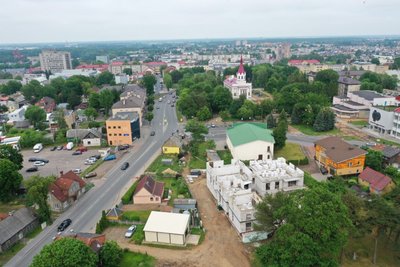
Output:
(121, 179), (140, 204)
(288, 157), (309, 166)
(304, 172), (320, 189)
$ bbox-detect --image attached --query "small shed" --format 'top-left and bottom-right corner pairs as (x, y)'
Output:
(162, 168), (178, 177)
(173, 199), (197, 210)
(161, 158), (173, 165)
(106, 207), (123, 221)
(144, 211), (190, 245)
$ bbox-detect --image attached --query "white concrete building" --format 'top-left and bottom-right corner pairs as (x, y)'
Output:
(7, 105), (28, 123)
(206, 156), (304, 242)
(115, 74), (129, 84)
(224, 56), (252, 99)
(144, 211), (190, 245)
(39, 50), (72, 73)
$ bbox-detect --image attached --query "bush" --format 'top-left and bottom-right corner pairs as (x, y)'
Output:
(121, 179), (140, 204)
(96, 210), (110, 234)
(288, 157), (309, 166)
(304, 172), (320, 189)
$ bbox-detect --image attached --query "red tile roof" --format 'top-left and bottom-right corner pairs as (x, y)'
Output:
(134, 176), (164, 197)
(111, 61), (124, 66)
(288, 59), (320, 65)
(49, 171), (86, 202)
(144, 61), (167, 67)
(359, 167), (392, 191)
(394, 107), (400, 113)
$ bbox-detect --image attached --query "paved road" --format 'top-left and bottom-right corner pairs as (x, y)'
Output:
(6, 94), (179, 267)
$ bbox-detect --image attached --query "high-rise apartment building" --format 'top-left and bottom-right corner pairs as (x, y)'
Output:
(39, 50), (72, 73)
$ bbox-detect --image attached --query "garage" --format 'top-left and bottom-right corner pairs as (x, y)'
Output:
(144, 211), (190, 245)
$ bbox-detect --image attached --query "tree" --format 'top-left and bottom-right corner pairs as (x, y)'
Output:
(0, 159), (23, 201)
(145, 112), (154, 122)
(84, 107), (98, 121)
(272, 120), (287, 150)
(196, 106), (212, 121)
(211, 86), (232, 113)
(163, 73), (173, 89)
(96, 71), (115, 86)
(371, 58), (380, 65)
(89, 92), (101, 109)
(141, 74), (157, 96)
(266, 114), (276, 129)
(25, 175), (55, 223)
(0, 145), (23, 169)
(123, 68), (132, 76)
(365, 149), (383, 172)
(99, 241), (123, 267)
(278, 110), (288, 130)
(219, 110), (230, 121)
(315, 69), (339, 99)
(99, 90), (114, 115)
(185, 119), (208, 142)
(72, 58), (80, 68)
(255, 186), (351, 267)
(53, 109), (68, 130)
(31, 237), (98, 267)
(25, 105), (46, 129)
(313, 108), (335, 132)
(0, 105), (7, 113)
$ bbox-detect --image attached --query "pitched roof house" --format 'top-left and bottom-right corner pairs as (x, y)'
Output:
(133, 176), (164, 204)
(0, 208), (39, 252)
(48, 171), (86, 212)
(162, 135), (182, 155)
(36, 96), (56, 113)
(66, 128), (102, 146)
(358, 167), (395, 194)
(56, 232), (106, 253)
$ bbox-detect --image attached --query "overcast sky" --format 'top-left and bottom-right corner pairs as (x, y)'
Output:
(1, 0), (399, 43)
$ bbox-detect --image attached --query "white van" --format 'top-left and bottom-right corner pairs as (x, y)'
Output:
(66, 142), (74, 150)
(33, 143), (43, 153)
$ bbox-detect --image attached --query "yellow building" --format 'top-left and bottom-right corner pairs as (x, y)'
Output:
(162, 136), (181, 155)
(314, 137), (367, 176)
(358, 167), (395, 195)
(106, 112), (140, 146)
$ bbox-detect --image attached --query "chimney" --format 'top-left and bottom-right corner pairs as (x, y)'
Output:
(60, 171), (64, 176)
(122, 99), (126, 105)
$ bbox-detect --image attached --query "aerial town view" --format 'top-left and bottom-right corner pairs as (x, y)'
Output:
(0, 0), (400, 266)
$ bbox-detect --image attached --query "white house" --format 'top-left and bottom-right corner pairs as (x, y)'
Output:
(226, 123), (274, 161)
(224, 56), (252, 99)
(206, 156), (304, 242)
(7, 105), (28, 124)
(66, 129), (102, 146)
(144, 211), (190, 245)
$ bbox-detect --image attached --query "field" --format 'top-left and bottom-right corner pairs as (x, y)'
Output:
(217, 150), (233, 164)
(121, 210), (151, 222)
(188, 141), (215, 169)
(291, 124), (340, 136)
(274, 142), (306, 161)
(119, 250), (155, 267)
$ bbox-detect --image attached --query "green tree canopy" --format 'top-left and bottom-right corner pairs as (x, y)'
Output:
(31, 237), (98, 267)
(99, 241), (123, 267)
(196, 106), (212, 121)
(25, 105), (46, 129)
(25, 175), (55, 223)
(96, 71), (115, 86)
(141, 74), (157, 96)
(163, 73), (173, 89)
(185, 119), (208, 142)
(365, 149), (383, 172)
(0, 159), (23, 201)
(0, 144), (23, 169)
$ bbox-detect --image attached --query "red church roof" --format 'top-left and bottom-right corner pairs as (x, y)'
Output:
(237, 56), (245, 74)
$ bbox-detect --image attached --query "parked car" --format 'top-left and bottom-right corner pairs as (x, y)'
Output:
(72, 151), (82, 155)
(150, 131), (155, 136)
(50, 146), (57, 151)
(121, 162), (130, 170)
(76, 147), (88, 152)
(33, 161), (45, 166)
(320, 166), (328, 175)
(73, 168), (82, 174)
(56, 146), (63, 150)
(84, 172), (97, 178)
(26, 166), (38, 172)
(58, 219), (72, 232)
(124, 225), (137, 238)
(104, 154), (116, 161)
(91, 155), (101, 160)
(28, 157), (39, 162)
(36, 158), (49, 163)
(84, 160), (95, 165)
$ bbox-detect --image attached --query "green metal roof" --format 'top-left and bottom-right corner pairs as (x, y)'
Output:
(227, 122), (275, 147)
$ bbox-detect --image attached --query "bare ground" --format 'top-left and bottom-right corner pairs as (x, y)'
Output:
(105, 178), (252, 267)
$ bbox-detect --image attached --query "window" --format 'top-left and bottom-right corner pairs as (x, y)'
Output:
(108, 134), (112, 136)
(114, 134), (117, 136)
(118, 126), (121, 129)
(155, 197), (159, 201)
(275, 181), (279, 189)
(245, 222), (252, 230)
(348, 162), (353, 167)
(113, 126), (116, 129)
(288, 181), (297, 187)
(267, 155), (270, 159)
(267, 146), (270, 152)
(244, 184), (249, 190)
(119, 133), (122, 136)
(87, 141), (91, 145)
(252, 178), (255, 184)
(246, 214), (252, 220)
(108, 126), (111, 129)
(150, 197), (153, 201)
(266, 183), (270, 190)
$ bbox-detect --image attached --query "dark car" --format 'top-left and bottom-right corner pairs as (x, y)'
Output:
(56, 146), (63, 150)
(320, 166), (328, 175)
(121, 162), (130, 170)
(171, 104), (175, 107)
(28, 157), (39, 162)
(26, 166), (38, 172)
(72, 151), (82, 155)
(50, 146), (57, 151)
(150, 131), (155, 136)
(58, 219), (72, 232)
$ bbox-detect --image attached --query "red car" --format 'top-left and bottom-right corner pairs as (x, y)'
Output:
(76, 147), (88, 153)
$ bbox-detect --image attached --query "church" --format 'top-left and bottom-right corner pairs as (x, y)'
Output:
(223, 56), (252, 99)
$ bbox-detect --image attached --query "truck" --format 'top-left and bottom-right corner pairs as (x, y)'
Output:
(66, 142), (74, 150)
(33, 143), (43, 153)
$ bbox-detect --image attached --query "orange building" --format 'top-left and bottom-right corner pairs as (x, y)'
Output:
(106, 112), (140, 146)
(314, 137), (367, 176)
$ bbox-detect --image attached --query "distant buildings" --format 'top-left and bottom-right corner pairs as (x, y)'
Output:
(96, 55), (110, 64)
(115, 74), (129, 85)
(314, 137), (366, 176)
(105, 112), (140, 146)
(337, 77), (361, 97)
(223, 56), (252, 99)
(226, 123), (274, 161)
(39, 50), (72, 73)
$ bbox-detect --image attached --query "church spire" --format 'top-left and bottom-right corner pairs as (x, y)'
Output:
(237, 55), (245, 75)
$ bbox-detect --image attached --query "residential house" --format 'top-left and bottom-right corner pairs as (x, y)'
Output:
(162, 135), (181, 155)
(0, 96), (18, 113)
(0, 208), (39, 252)
(66, 128), (102, 146)
(105, 207), (123, 221)
(337, 77), (361, 97)
(314, 137), (367, 176)
(227, 123), (274, 161)
(36, 97), (56, 113)
(7, 105), (29, 128)
(106, 112), (140, 146)
(133, 176), (164, 204)
(371, 144), (400, 168)
(112, 85), (146, 126)
(47, 171), (86, 212)
(56, 232), (106, 253)
(358, 167), (395, 195)
(206, 157), (304, 242)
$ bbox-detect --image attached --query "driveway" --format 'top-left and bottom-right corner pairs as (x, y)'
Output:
(105, 178), (251, 267)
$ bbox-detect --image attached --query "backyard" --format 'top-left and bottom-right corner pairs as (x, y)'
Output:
(147, 155), (183, 174)
(120, 250), (155, 267)
(291, 124), (341, 136)
(217, 150), (233, 164)
(275, 142), (306, 161)
(122, 210), (151, 223)
(189, 141), (215, 169)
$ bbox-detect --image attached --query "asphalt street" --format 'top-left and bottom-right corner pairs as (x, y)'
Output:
(6, 87), (178, 267)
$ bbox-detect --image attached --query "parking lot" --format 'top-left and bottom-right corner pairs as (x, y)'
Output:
(20, 147), (101, 179)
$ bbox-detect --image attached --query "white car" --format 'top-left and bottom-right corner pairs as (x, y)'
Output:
(124, 225), (137, 238)
(73, 168), (82, 174)
(33, 161), (45, 166)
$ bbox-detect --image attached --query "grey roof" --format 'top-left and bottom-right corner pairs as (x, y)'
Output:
(120, 84), (146, 99)
(0, 208), (37, 244)
(112, 97), (144, 109)
(337, 70), (366, 77)
(106, 207), (123, 217)
(173, 199), (197, 206)
(331, 104), (358, 112)
(346, 101), (365, 107)
(66, 128), (102, 139)
(109, 112), (139, 121)
(352, 90), (386, 101)
(382, 146), (400, 159)
(338, 77), (361, 85)
(206, 150), (221, 161)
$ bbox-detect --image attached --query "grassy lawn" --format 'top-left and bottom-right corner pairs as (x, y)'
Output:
(350, 120), (369, 128)
(189, 141), (215, 169)
(376, 138), (400, 147)
(275, 142), (305, 161)
(343, 235), (400, 267)
(130, 224), (145, 245)
(190, 227), (205, 245)
(122, 211), (151, 223)
(147, 155), (182, 174)
(0, 201), (25, 213)
(156, 177), (191, 204)
(217, 150), (233, 164)
(292, 124), (340, 136)
(120, 250), (155, 267)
